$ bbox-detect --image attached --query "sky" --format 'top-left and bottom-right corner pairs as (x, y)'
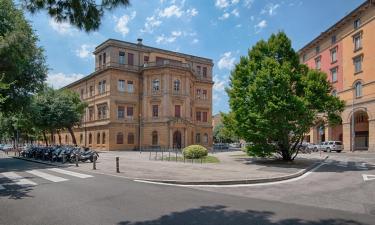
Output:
(25, 0), (364, 114)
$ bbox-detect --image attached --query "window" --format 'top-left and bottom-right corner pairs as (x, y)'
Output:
(353, 56), (362, 73)
(118, 80), (125, 92)
(196, 133), (201, 143)
(331, 67), (337, 82)
(202, 112), (208, 122)
(353, 34), (362, 51)
(127, 80), (134, 93)
(80, 89), (84, 99)
(174, 80), (180, 92)
(355, 81), (362, 97)
(97, 104), (108, 119)
(175, 105), (181, 118)
(89, 107), (94, 121)
(152, 105), (159, 118)
(128, 53), (134, 65)
(103, 52), (106, 64)
(196, 89), (201, 99)
(98, 80), (106, 94)
(99, 55), (102, 67)
(196, 111), (201, 121)
(196, 66), (201, 75)
(331, 35), (337, 44)
(315, 46), (320, 54)
(203, 133), (208, 144)
(331, 48), (337, 63)
(97, 133), (100, 144)
(89, 86), (94, 96)
(127, 106), (133, 118)
(116, 132), (124, 144)
(332, 90), (337, 97)
(102, 132), (106, 144)
(118, 106), (125, 119)
(80, 134), (83, 144)
(354, 18), (361, 29)
(128, 133), (134, 144)
(152, 131), (158, 145)
(119, 51), (125, 64)
(203, 67), (207, 77)
(315, 57), (321, 70)
(302, 54), (306, 62)
(144, 56), (149, 63)
(89, 133), (92, 145)
(202, 90), (207, 100)
(152, 79), (160, 92)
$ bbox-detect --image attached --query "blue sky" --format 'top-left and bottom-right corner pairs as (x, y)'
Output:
(25, 0), (364, 114)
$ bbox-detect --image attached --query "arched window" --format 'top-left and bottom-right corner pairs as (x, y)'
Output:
(152, 131), (158, 145)
(152, 79), (160, 91)
(128, 133), (135, 144)
(89, 133), (92, 144)
(116, 132), (124, 144)
(355, 81), (362, 97)
(332, 90), (337, 97)
(65, 135), (68, 144)
(102, 132), (106, 144)
(203, 133), (208, 144)
(97, 133), (101, 144)
(174, 79), (180, 92)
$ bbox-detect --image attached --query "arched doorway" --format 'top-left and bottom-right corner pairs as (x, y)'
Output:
(351, 110), (369, 150)
(173, 131), (182, 149)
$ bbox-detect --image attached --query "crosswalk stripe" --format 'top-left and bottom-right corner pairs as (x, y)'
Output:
(26, 170), (68, 182)
(1, 172), (37, 186)
(48, 168), (93, 179)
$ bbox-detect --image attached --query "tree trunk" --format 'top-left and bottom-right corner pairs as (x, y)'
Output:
(50, 130), (54, 145)
(57, 131), (62, 145)
(42, 131), (48, 146)
(67, 127), (77, 146)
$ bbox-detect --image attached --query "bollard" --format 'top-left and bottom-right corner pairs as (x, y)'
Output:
(168, 150), (171, 161)
(116, 157), (120, 173)
(175, 150), (177, 162)
(93, 155), (97, 170)
(75, 154), (79, 167)
(161, 149), (164, 161)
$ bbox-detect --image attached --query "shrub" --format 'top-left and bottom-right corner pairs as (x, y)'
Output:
(183, 145), (208, 159)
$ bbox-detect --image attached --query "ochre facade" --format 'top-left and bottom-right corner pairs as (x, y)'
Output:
(56, 39), (213, 151)
(300, 0), (375, 151)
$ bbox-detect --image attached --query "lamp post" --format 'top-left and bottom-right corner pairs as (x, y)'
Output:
(351, 90), (355, 152)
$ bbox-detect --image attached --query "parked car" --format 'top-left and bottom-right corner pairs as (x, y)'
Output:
(319, 141), (343, 152)
(229, 143), (241, 148)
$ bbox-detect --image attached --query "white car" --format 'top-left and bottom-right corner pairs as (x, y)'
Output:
(319, 141), (343, 153)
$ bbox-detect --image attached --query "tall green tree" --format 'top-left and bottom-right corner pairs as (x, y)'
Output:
(214, 112), (238, 143)
(22, 0), (130, 32)
(0, 0), (47, 114)
(226, 32), (344, 161)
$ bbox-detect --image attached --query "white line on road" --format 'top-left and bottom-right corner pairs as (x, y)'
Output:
(48, 168), (93, 179)
(134, 162), (327, 188)
(26, 170), (68, 182)
(362, 174), (375, 181)
(1, 172), (37, 186)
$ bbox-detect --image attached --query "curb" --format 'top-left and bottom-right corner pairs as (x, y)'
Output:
(135, 156), (329, 186)
(11, 156), (68, 168)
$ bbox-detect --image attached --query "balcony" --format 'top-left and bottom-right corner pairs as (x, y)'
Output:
(95, 62), (140, 72)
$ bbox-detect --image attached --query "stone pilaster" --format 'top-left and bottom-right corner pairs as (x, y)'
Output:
(342, 123), (351, 152)
(368, 120), (375, 152)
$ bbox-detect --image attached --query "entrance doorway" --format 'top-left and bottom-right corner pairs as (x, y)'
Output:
(173, 131), (182, 149)
(352, 111), (369, 150)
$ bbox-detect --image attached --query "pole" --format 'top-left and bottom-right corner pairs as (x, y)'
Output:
(352, 95), (355, 152)
(93, 155), (97, 170)
(75, 154), (79, 167)
(116, 157), (120, 173)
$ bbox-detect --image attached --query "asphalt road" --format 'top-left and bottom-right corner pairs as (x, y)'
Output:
(1, 154), (375, 225)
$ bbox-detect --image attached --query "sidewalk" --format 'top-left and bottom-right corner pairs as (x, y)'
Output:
(9, 150), (326, 184)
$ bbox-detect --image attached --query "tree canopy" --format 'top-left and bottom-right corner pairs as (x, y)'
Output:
(226, 32), (345, 161)
(22, 0), (131, 31)
(0, 0), (47, 114)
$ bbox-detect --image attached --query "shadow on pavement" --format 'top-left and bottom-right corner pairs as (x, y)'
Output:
(0, 157), (55, 173)
(117, 205), (369, 225)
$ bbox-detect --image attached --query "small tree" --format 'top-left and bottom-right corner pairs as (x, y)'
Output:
(226, 32), (344, 161)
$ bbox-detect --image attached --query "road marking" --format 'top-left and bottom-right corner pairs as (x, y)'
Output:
(362, 174), (375, 181)
(134, 161), (327, 188)
(1, 172), (37, 186)
(26, 170), (68, 182)
(48, 168), (93, 178)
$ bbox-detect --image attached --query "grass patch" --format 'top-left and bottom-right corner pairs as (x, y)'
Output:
(160, 155), (220, 163)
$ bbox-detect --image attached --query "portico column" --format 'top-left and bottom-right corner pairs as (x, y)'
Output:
(368, 120), (375, 152)
(311, 126), (318, 144)
(342, 122), (351, 152)
(324, 125), (332, 141)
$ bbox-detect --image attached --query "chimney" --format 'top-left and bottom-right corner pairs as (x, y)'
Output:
(137, 38), (143, 45)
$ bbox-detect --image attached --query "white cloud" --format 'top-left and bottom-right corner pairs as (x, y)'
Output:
(156, 30), (183, 44)
(186, 8), (198, 17)
(114, 11), (136, 36)
(213, 79), (226, 92)
(218, 52), (236, 70)
(231, 8), (240, 17)
(49, 19), (74, 35)
(75, 44), (95, 59)
(46, 73), (85, 89)
(171, 31), (182, 37)
(141, 16), (162, 33)
(159, 5), (183, 18)
(255, 19), (267, 33)
(192, 38), (199, 44)
(261, 3), (280, 16)
(219, 12), (230, 20)
(215, 0), (230, 8)
(243, 0), (254, 8)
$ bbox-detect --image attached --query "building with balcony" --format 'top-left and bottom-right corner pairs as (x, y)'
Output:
(299, 0), (375, 151)
(57, 39), (213, 151)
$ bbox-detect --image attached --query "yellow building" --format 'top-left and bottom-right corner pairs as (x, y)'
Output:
(57, 39), (213, 151)
(299, 0), (375, 151)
